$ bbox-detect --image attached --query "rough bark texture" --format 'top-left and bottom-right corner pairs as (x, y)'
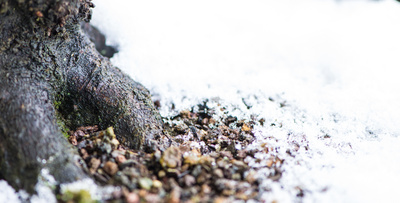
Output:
(0, 0), (167, 193)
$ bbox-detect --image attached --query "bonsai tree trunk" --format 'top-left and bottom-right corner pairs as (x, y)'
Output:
(0, 0), (167, 193)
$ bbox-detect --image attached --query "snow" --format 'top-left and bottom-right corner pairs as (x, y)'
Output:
(0, 169), (57, 203)
(0, 171), (111, 203)
(2, 0), (400, 202)
(90, 0), (400, 202)
(0, 181), (20, 203)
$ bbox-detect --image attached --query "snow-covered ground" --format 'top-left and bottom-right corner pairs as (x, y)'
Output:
(90, 0), (400, 202)
(2, 0), (400, 202)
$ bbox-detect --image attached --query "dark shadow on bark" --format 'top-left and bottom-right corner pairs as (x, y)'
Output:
(81, 22), (118, 58)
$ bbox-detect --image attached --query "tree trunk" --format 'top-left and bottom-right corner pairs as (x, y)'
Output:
(0, 0), (167, 193)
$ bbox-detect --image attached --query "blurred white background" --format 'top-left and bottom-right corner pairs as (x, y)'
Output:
(90, 0), (400, 202)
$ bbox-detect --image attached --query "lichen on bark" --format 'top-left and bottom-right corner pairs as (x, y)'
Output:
(0, 0), (168, 194)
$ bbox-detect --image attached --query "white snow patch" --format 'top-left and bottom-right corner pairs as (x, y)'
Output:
(0, 170), (118, 202)
(0, 181), (21, 203)
(30, 169), (57, 203)
(0, 168), (58, 203)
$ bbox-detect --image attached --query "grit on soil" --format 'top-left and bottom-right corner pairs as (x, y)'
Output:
(64, 100), (287, 203)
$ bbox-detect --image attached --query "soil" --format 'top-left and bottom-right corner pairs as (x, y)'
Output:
(62, 100), (285, 203)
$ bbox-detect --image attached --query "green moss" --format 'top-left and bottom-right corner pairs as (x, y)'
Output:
(54, 100), (62, 110)
(54, 92), (65, 111)
(0, 1), (9, 14)
(57, 119), (70, 138)
(54, 92), (71, 138)
(58, 189), (97, 203)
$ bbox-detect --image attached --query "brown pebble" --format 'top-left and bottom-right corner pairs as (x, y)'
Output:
(232, 173), (241, 180)
(180, 110), (191, 118)
(266, 159), (274, 168)
(201, 118), (209, 125)
(68, 135), (77, 145)
(220, 151), (233, 159)
(160, 146), (182, 168)
(89, 158), (101, 174)
(35, 11), (43, 18)
(125, 192), (139, 203)
(214, 197), (228, 203)
(235, 192), (249, 200)
(222, 189), (235, 196)
(196, 173), (207, 184)
(213, 169), (224, 179)
(183, 175), (196, 186)
(116, 155), (126, 164)
(75, 130), (85, 137)
(241, 123), (251, 132)
(236, 150), (247, 159)
(79, 148), (89, 160)
(158, 170), (166, 178)
(138, 189), (147, 197)
(152, 180), (163, 188)
(110, 138), (120, 149)
(201, 184), (211, 194)
(103, 161), (118, 176)
(245, 170), (257, 184)
(168, 188), (181, 203)
(181, 164), (189, 172)
(208, 118), (216, 125)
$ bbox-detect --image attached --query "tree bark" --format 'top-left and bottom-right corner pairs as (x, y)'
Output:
(0, 0), (167, 193)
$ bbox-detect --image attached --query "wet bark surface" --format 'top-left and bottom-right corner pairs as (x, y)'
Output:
(0, 0), (167, 193)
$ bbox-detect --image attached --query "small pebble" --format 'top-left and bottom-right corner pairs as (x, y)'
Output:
(245, 170), (257, 184)
(153, 180), (163, 188)
(214, 197), (228, 203)
(75, 130), (85, 137)
(103, 161), (118, 176)
(213, 169), (224, 179)
(168, 188), (181, 203)
(68, 135), (77, 145)
(232, 173), (241, 180)
(116, 155), (126, 164)
(110, 138), (120, 149)
(160, 146), (182, 168)
(266, 159), (274, 168)
(79, 148), (89, 159)
(125, 192), (139, 203)
(183, 175), (196, 186)
(201, 184), (211, 194)
(89, 158), (101, 174)
(241, 124), (251, 132)
(138, 189), (147, 197)
(158, 170), (166, 178)
(138, 177), (153, 190)
(180, 110), (191, 118)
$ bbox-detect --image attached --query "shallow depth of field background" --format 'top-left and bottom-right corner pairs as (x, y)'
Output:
(89, 0), (400, 202)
